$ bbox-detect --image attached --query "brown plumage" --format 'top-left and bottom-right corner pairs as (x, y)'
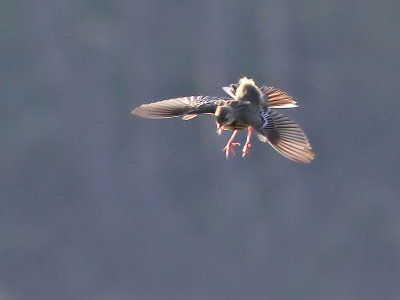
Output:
(132, 77), (314, 163)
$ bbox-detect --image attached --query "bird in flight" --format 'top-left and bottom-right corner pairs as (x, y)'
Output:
(132, 77), (314, 163)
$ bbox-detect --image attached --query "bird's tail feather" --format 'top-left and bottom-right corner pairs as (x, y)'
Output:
(257, 111), (314, 163)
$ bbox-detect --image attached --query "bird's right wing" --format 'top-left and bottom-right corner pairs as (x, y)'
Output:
(132, 96), (229, 119)
(255, 110), (314, 163)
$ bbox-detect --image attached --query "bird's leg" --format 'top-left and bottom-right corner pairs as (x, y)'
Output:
(242, 127), (252, 157)
(223, 130), (240, 159)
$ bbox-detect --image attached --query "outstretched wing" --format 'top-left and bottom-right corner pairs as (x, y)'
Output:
(222, 84), (297, 109)
(222, 83), (238, 98)
(254, 110), (314, 163)
(132, 96), (229, 119)
(259, 86), (298, 109)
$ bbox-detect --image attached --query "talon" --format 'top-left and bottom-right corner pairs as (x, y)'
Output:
(242, 143), (251, 157)
(223, 142), (240, 159)
(222, 130), (239, 159)
(242, 127), (253, 158)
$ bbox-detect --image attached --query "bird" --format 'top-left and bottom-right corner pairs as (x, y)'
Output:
(132, 77), (314, 163)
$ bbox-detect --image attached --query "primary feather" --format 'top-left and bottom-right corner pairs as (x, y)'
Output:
(132, 96), (228, 119)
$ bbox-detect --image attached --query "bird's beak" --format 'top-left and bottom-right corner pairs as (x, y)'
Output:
(217, 124), (225, 135)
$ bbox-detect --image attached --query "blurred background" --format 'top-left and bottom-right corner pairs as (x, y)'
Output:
(2, 0), (400, 299)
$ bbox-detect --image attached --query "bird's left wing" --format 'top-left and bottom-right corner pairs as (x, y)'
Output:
(132, 96), (229, 119)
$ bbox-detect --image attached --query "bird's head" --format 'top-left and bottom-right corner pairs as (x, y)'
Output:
(235, 77), (263, 104)
(215, 105), (234, 135)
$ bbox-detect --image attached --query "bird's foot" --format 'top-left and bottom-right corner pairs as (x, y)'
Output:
(223, 142), (241, 159)
(241, 127), (253, 158)
(242, 143), (251, 157)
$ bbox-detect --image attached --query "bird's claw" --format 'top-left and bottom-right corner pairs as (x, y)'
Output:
(242, 143), (251, 157)
(223, 142), (241, 159)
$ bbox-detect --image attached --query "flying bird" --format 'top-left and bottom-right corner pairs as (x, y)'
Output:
(132, 77), (314, 163)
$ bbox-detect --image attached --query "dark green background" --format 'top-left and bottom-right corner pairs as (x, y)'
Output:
(2, 1), (400, 299)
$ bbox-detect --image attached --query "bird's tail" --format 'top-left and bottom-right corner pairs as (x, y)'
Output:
(132, 97), (195, 119)
(257, 111), (314, 163)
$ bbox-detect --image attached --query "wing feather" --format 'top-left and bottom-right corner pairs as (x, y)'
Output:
(132, 96), (228, 119)
(260, 86), (298, 109)
(222, 83), (298, 109)
(255, 110), (314, 163)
